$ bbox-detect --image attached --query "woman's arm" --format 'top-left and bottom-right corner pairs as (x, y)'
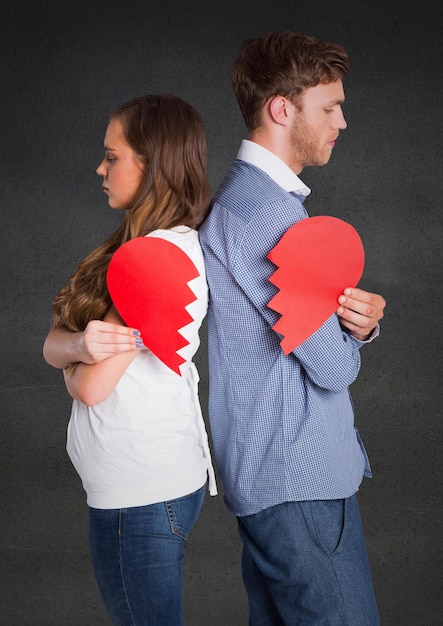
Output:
(63, 307), (141, 406)
(43, 319), (142, 369)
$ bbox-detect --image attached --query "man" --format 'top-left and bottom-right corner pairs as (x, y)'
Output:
(199, 31), (386, 625)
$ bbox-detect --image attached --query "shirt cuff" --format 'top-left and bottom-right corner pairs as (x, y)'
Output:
(349, 323), (380, 345)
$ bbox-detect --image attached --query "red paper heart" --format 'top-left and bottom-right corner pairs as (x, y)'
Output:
(106, 236), (200, 375)
(267, 216), (365, 354)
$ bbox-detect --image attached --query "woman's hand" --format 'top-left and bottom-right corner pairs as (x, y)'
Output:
(43, 313), (142, 369)
(80, 319), (142, 363)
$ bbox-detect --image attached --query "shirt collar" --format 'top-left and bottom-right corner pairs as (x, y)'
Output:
(236, 139), (311, 197)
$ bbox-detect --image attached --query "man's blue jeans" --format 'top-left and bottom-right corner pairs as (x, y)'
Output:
(88, 485), (206, 625)
(237, 494), (380, 625)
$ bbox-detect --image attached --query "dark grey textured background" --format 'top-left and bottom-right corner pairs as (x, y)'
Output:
(1, 1), (441, 624)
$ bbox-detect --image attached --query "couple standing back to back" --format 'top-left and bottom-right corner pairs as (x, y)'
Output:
(44, 30), (385, 626)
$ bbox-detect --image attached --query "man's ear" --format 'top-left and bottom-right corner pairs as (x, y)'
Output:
(268, 96), (292, 126)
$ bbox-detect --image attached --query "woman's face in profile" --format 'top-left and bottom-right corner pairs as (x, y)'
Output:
(96, 118), (144, 210)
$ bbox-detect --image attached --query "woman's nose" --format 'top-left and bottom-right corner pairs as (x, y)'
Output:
(96, 159), (106, 177)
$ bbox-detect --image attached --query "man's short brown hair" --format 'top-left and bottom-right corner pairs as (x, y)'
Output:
(232, 31), (350, 131)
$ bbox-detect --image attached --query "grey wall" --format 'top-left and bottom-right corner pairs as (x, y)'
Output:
(1, 0), (441, 624)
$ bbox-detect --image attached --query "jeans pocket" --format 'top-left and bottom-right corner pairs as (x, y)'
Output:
(165, 484), (206, 541)
(309, 498), (348, 556)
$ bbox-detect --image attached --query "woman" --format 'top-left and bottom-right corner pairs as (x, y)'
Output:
(43, 94), (216, 625)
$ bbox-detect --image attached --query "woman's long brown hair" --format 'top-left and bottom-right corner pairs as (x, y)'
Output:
(51, 94), (212, 333)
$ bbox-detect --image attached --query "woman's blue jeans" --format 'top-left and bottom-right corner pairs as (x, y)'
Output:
(237, 494), (380, 626)
(88, 485), (206, 626)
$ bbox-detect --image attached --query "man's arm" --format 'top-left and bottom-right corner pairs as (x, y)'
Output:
(337, 287), (386, 342)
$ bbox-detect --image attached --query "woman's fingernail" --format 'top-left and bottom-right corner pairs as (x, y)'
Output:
(133, 330), (141, 337)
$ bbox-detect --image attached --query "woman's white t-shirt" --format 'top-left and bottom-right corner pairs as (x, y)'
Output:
(66, 227), (216, 509)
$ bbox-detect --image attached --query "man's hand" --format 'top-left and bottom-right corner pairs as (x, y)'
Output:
(337, 287), (386, 342)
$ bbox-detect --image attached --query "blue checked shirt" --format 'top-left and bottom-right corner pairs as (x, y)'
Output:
(199, 141), (374, 517)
